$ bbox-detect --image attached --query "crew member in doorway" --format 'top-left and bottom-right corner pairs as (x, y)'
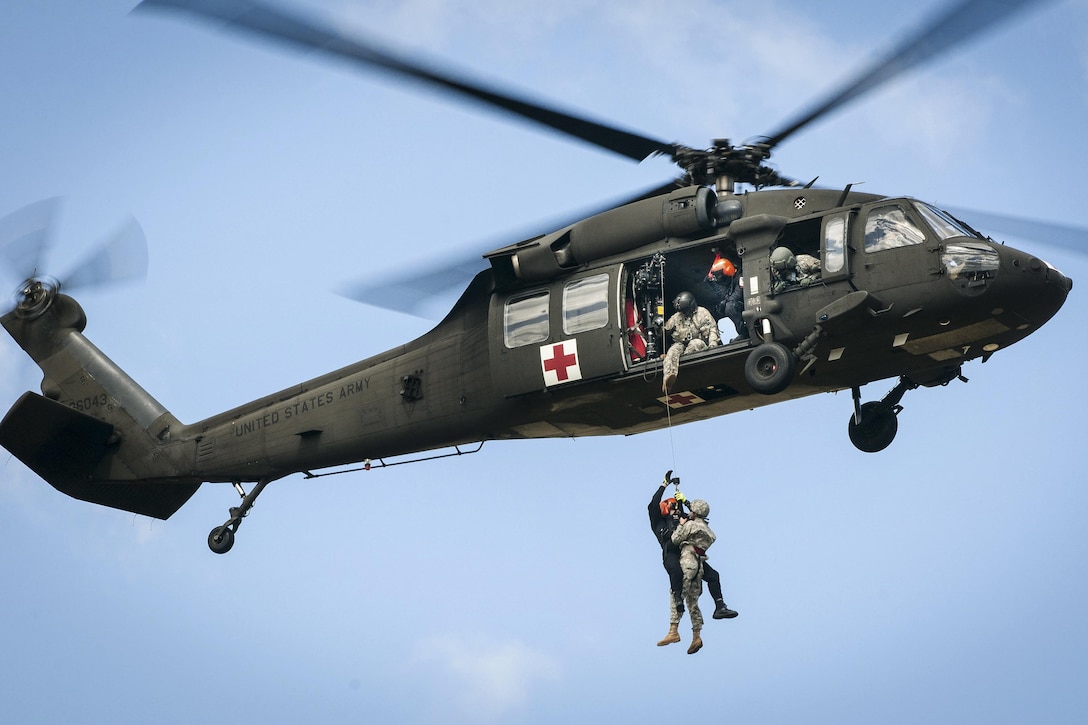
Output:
(649, 472), (737, 652)
(662, 291), (719, 392)
(707, 251), (747, 342)
(770, 246), (821, 293)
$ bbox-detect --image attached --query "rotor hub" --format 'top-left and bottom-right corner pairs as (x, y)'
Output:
(13, 276), (59, 319)
(670, 140), (793, 190)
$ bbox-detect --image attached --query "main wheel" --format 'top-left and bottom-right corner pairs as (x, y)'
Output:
(208, 525), (235, 555)
(744, 342), (796, 395)
(847, 402), (899, 453)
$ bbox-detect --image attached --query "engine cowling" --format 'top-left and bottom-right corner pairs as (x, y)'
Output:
(487, 186), (719, 284)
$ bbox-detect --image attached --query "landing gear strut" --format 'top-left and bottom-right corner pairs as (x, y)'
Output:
(208, 478), (272, 554)
(847, 377), (919, 453)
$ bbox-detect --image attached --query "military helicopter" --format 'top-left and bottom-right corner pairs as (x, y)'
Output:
(0, 0), (1074, 554)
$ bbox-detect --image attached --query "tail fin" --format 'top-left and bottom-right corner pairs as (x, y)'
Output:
(1, 291), (200, 519)
(0, 392), (198, 518)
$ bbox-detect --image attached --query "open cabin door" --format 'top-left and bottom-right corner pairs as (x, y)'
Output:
(488, 267), (625, 397)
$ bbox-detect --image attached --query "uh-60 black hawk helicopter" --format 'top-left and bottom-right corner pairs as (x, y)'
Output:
(0, 0), (1074, 553)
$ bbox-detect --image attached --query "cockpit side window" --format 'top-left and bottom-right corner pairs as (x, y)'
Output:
(503, 290), (550, 348)
(864, 205), (926, 252)
(824, 214), (847, 274)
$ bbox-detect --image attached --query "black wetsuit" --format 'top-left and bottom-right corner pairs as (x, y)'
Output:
(708, 272), (747, 339)
(649, 485), (723, 601)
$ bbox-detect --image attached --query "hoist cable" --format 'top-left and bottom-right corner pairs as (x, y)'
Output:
(658, 257), (678, 472)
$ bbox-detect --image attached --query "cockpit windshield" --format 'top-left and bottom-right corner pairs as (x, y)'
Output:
(914, 202), (980, 241)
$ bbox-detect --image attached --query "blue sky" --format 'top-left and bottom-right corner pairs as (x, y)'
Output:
(1, 1), (1086, 723)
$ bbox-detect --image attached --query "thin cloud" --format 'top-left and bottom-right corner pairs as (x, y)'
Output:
(330, 0), (587, 51)
(413, 633), (561, 721)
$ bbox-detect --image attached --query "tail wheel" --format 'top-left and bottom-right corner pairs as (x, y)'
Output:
(847, 402), (899, 453)
(744, 342), (795, 395)
(208, 525), (235, 555)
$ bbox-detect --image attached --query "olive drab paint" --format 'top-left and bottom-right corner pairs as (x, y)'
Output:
(0, 0), (1073, 553)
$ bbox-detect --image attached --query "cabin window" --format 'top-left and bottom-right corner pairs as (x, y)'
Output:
(504, 290), (550, 348)
(864, 205), (926, 252)
(824, 214), (847, 274)
(563, 274), (610, 335)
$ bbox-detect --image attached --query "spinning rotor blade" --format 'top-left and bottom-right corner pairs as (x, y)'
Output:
(0, 199), (148, 311)
(944, 206), (1088, 256)
(135, 0), (673, 163)
(61, 216), (149, 293)
(338, 254), (487, 319)
(338, 180), (683, 317)
(138, 0), (1060, 189)
(0, 198), (60, 285)
(763, 0), (1051, 149)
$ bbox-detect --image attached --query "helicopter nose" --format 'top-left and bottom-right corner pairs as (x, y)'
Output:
(1039, 256), (1073, 294)
(995, 244), (1072, 328)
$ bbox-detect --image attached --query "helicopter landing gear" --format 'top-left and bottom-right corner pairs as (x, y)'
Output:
(208, 525), (235, 554)
(207, 478), (272, 554)
(847, 377), (919, 453)
(848, 401), (899, 453)
(744, 342), (796, 395)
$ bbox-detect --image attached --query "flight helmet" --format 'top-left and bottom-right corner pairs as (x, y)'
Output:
(673, 291), (696, 314)
(770, 247), (796, 273)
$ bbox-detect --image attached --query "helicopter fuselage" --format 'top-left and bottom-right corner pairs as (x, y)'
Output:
(4, 185), (1069, 512)
(182, 186), (1069, 476)
(1, 0), (1074, 556)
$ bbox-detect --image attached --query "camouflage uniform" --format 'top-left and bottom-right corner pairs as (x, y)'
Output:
(796, 253), (821, 278)
(662, 306), (719, 389)
(651, 485), (731, 629)
(670, 514), (716, 632)
(772, 253), (822, 292)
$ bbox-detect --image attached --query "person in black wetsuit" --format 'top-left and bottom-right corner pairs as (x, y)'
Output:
(707, 251), (748, 343)
(649, 471), (737, 647)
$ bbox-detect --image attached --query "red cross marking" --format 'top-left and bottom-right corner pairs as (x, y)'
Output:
(666, 393), (700, 406)
(543, 343), (578, 382)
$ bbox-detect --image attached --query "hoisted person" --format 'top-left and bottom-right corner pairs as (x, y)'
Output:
(649, 472), (737, 654)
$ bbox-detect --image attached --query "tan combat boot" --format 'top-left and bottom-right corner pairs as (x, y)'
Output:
(687, 629), (703, 654)
(656, 623), (681, 646)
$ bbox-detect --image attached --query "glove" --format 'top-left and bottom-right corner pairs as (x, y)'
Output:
(674, 491), (687, 503)
(662, 470), (673, 487)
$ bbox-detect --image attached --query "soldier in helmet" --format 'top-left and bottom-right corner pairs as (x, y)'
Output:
(770, 246), (821, 293)
(670, 497), (718, 654)
(662, 290), (719, 392)
(650, 472), (737, 652)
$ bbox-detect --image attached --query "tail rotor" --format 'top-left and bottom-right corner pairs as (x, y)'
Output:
(1, 199), (148, 317)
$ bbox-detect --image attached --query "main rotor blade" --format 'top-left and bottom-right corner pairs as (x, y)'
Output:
(135, 0), (673, 163)
(0, 198), (60, 285)
(61, 217), (149, 293)
(763, 0), (1052, 149)
(944, 206), (1088, 257)
(338, 180), (682, 318)
(337, 254), (486, 319)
